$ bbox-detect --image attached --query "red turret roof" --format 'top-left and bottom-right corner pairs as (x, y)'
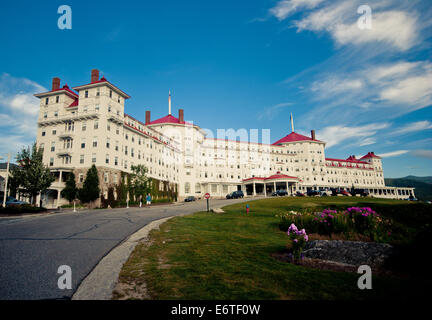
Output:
(360, 152), (381, 159)
(272, 132), (321, 145)
(34, 84), (78, 98)
(148, 114), (192, 125)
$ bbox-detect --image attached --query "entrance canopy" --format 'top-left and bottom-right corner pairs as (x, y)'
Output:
(241, 172), (300, 196)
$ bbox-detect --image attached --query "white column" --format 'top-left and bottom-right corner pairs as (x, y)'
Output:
(273, 181), (276, 192)
(57, 170), (63, 207)
(253, 182), (256, 196)
(264, 183), (267, 197)
(286, 181), (289, 192)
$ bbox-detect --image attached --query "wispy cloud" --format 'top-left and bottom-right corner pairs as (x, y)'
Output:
(392, 121), (432, 136)
(412, 149), (432, 160)
(317, 122), (390, 148)
(378, 150), (409, 158)
(269, 0), (324, 21)
(0, 73), (43, 156)
(258, 102), (293, 120)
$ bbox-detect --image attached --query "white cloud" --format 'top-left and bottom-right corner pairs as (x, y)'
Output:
(412, 149), (432, 160)
(317, 122), (390, 148)
(269, 0), (324, 21)
(332, 11), (418, 51)
(258, 102), (293, 120)
(378, 150), (409, 158)
(0, 73), (44, 156)
(392, 121), (432, 135)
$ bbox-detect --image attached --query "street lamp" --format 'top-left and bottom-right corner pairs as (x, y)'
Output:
(0, 153), (11, 208)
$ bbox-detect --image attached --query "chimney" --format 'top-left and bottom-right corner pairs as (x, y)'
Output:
(145, 110), (151, 125)
(91, 69), (99, 83)
(179, 109), (184, 123)
(52, 77), (60, 90)
(311, 130), (316, 140)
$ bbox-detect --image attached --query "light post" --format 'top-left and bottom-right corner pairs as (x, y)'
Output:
(1, 153), (11, 208)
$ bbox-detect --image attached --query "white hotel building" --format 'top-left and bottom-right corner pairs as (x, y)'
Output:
(34, 70), (414, 207)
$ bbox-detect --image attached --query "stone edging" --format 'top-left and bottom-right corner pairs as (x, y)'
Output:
(72, 216), (175, 300)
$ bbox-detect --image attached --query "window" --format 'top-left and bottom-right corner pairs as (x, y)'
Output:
(107, 123), (110, 131)
(124, 146), (128, 155)
(42, 131), (46, 136)
(95, 105), (100, 112)
(85, 90), (88, 98)
(131, 148), (134, 157)
(40, 143), (45, 150)
(115, 156), (118, 166)
(96, 88), (100, 97)
(106, 138), (110, 148)
(124, 160), (128, 169)
(81, 139), (85, 149)
(56, 96), (59, 103)
(80, 155), (84, 164)
(105, 154), (109, 164)
(93, 137), (97, 147)
(83, 105), (88, 112)
(92, 153), (96, 163)
(79, 174), (84, 183)
(104, 172), (108, 183)
(185, 182), (190, 193)
(54, 111), (58, 117)
(51, 142), (55, 152)
(115, 141), (119, 151)
(44, 112), (47, 119)
(108, 105), (111, 113)
(109, 90), (112, 98)
(49, 157), (54, 166)
(113, 173), (118, 183)
(52, 130), (56, 135)
(45, 98), (49, 105)
(94, 120), (98, 129)
(82, 122), (87, 131)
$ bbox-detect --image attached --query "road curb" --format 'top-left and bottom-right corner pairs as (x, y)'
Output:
(72, 215), (175, 300)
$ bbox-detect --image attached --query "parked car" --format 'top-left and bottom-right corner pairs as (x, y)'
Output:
(350, 189), (370, 197)
(319, 190), (329, 197)
(306, 189), (320, 197)
(340, 190), (351, 196)
(272, 189), (288, 196)
(226, 190), (244, 199)
(5, 196), (28, 206)
(184, 196), (196, 202)
(405, 195), (418, 201)
(295, 191), (305, 197)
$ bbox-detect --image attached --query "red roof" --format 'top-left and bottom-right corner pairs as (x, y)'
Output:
(243, 173), (299, 182)
(360, 152), (381, 159)
(72, 76), (130, 99)
(34, 84), (78, 98)
(148, 114), (192, 125)
(272, 132), (320, 145)
(68, 99), (78, 108)
(326, 157), (369, 164)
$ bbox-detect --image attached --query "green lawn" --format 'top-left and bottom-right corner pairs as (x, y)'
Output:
(113, 197), (431, 300)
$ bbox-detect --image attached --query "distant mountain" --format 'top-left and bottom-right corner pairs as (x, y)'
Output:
(402, 176), (432, 184)
(385, 177), (432, 201)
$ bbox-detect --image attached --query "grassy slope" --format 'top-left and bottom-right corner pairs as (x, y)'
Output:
(114, 197), (429, 300)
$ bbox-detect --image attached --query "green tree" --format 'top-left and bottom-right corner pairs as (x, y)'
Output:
(130, 164), (150, 201)
(61, 172), (78, 203)
(78, 165), (100, 203)
(12, 143), (55, 205)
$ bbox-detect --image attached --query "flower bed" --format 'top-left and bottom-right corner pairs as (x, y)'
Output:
(277, 207), (395, 243)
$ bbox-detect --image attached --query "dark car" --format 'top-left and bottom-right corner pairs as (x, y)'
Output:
(272, 189), (288, 196)
(350, 189), (370, 197)
(5, 196), (28, 206)
(306, 190), (320, 197)
(184, 196), (196, 202)
(295, 191), (305, 197)
(226, 190), (244, 199)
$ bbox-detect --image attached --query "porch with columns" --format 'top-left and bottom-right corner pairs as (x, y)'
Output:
(241, 173), (300, 197)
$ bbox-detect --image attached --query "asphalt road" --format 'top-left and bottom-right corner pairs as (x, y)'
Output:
(0, 198), (248, 300)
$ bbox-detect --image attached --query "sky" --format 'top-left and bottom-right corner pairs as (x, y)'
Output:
(0, 0), (431, 178)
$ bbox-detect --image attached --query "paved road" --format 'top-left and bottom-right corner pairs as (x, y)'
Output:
(0, 198), (248, 300)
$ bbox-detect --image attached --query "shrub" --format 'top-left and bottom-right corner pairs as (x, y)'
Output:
(287, 223), (308, 261)
(0, 204), (47, 214)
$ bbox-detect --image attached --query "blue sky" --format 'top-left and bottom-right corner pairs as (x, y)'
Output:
(0, 0), (431, 177)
